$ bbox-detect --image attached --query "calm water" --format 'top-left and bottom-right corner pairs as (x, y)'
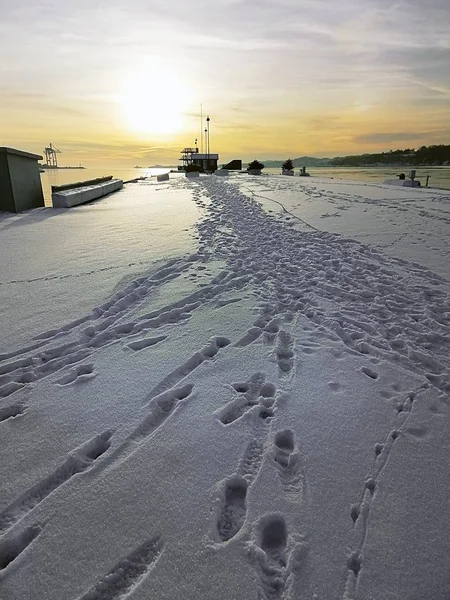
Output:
(41, 165), (450, 206)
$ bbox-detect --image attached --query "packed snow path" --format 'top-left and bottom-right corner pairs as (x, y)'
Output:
(0, 175), (450, 600)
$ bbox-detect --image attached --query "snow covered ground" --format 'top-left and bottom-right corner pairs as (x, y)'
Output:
(1, 173), (450, 600)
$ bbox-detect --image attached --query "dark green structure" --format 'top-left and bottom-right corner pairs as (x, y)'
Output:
(0, 147), (44, 213)
(222, 159), (242, 171)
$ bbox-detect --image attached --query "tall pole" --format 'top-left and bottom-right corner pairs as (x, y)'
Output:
(206, 115), (210, 171)
(200, 104), (203, 154)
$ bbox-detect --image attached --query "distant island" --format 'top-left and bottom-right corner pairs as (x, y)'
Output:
(329, 145), (450, 167)
(262, 145), (450, 168)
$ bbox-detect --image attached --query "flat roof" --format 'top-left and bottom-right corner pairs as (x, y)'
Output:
(0, 147), (43, 160)
(192, 154), (219, 160)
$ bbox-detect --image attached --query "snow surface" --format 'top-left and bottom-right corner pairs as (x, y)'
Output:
(0, 173), (450, 600)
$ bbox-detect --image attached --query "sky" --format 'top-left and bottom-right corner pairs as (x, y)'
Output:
(0, 0), (449, 166)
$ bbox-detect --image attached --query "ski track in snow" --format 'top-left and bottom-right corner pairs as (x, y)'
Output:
(0, 255), (248, 399)
(0, 401), (27, 423)
(0, 525), (42, 575)
(96, 383), (196, 474)
(146, 336), (230, 400)
(77, 535), (163, 600)
(0, 431), (114, 535)
(1, 176), (450, 596)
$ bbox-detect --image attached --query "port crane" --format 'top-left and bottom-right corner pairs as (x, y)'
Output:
(43, 143), (62, 168)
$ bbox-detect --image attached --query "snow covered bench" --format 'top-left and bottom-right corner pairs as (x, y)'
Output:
(52, 178), (123, 208)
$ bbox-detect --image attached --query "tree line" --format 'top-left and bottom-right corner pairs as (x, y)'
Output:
(329, 145), (450, 167)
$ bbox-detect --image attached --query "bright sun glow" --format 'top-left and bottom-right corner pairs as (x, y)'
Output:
(122, 65), (191, 136)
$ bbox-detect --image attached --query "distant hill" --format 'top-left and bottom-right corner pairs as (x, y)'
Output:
(262, 156), (331, 168)
(329, 145), (450, 167)
(251, 145), (450, 169)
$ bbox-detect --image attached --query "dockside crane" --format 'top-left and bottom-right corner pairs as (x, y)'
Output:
(44, 143), (62, 168)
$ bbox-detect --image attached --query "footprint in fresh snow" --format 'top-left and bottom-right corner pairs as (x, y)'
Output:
(328, 381), (341, 391)
(260, 382), (276, 398)
(220, 375), (276, 425)
(405, 425), (428, 438)
(126, 335), (167, 351)
(238, 439), (265, 481)
(56, 364), (97, 386)
(231, 382), (249, 393)
(360, 366), (378, 380)
(273, 430), (304, 500)
(215, 437), (266, 543)
(216, 477), (248, 542)
(274, 430), (295, 468)
(262, 319), (281, 344)
(220, 396), (259, 425)
(251, 515), (289, 599)
(259, 515), (287, 559)
(275, 330), (294, 374)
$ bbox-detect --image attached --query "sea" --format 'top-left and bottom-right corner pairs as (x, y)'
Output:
(40, 165), (450, 206)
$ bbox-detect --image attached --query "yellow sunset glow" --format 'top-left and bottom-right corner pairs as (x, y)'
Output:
(121, 66), (191, 136)
(1, 1), (449, 168)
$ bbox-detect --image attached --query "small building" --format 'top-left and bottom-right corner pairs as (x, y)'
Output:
(179, 148), (219, 173)
(222, 159), (242, 171)
(0, 147), (45, 212)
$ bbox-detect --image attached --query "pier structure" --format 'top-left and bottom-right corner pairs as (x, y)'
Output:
(179, 147), (219, 173)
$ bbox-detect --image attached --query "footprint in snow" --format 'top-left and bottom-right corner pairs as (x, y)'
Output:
(55, 364), (97, 386)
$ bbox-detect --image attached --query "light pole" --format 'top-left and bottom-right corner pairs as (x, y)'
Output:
(200, 103), (203, 154)
(206, 115), (210, 172)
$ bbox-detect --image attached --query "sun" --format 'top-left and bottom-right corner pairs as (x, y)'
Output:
(122, 65), (191, 136)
